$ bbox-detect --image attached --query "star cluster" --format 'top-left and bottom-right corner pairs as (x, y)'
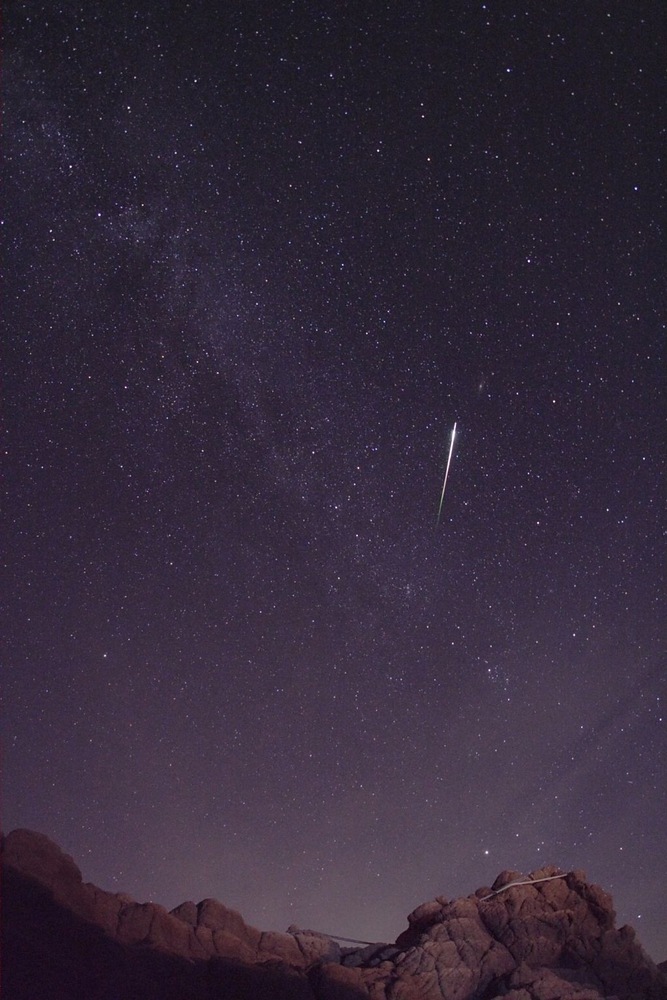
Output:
(4, 0), (665, 960)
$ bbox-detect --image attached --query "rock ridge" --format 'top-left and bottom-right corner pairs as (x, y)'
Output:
(2, 828), (665, 999)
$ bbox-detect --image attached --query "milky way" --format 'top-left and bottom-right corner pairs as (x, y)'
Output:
(4, 0), (665, 960)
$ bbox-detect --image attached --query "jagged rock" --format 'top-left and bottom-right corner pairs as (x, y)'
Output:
(2, 830), (666, 1000)
(288, 927), (343, 965)
(170, 898), (198, 925)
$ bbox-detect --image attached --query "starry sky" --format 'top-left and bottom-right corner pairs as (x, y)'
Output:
(4, 0), (666, 963)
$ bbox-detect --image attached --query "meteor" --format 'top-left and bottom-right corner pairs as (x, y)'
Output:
(435, 421), (457, 528)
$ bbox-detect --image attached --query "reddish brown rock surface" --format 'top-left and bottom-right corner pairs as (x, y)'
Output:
(2, 829), (665, 999)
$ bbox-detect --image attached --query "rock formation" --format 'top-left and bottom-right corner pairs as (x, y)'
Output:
(2, 829), (665, 999)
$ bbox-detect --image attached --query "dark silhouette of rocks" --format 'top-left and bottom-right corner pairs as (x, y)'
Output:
(2, 829), (665, 999)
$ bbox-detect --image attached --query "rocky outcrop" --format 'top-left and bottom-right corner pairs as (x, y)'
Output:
(2, 829), (665, 1000)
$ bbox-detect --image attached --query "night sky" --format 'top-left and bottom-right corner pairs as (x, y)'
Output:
(4, 0), (666, 963)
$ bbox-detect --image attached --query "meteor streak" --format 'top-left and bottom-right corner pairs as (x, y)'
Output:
(435, 421), (457, 527)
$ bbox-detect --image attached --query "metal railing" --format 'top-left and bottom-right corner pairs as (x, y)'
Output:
(302, 872), (573, 944)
